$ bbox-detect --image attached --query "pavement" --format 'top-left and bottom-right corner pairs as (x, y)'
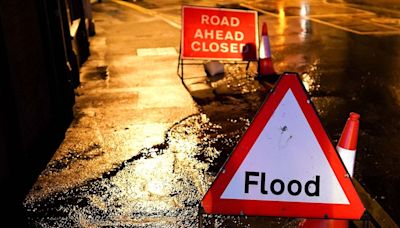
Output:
(25, 0), (200, 202)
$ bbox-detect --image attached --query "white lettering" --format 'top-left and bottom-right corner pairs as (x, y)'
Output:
(203, 29), (214, 39)
(192, 30), (245, 41)
(202, 15), (241, 27)
(220, 43), (229, 53)
(202, 42), (209, 52)
(230, 43), (238, 53)
(235, 31), (244, 41)
(225, 31), (233, 40)
(194, 29), (203, 39)
(215, 30), (223, 40)
(231, 17), (240, 27)
(220, 17), (229, 26)
(210, 16), (220, 25)
(190, 41), (250, 54)
(191, 41), (201, 51)
(209, 42), (219, 52)
(201, 15), (209, 24)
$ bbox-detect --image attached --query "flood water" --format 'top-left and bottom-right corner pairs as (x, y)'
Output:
(24, 0), (400, 226)
(24, 64), (304, 227)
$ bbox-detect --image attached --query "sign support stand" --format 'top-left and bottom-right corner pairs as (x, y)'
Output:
(177, 44), (206, 81)
(198, 203), (204, 228)
(177, 51), (255, 81)
(177, 44), (256, 82)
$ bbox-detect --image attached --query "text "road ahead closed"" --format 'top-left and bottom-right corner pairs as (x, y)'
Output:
(182, 6), (258, 60)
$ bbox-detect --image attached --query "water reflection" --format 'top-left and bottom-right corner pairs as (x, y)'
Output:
(300, 4), (308, 17)
(278, 2), (287, 35)
(301, 59), (321, 93)
(25, 114), (221, 227)
(273, 2), (287, 50)
(300, 3), (311, 41)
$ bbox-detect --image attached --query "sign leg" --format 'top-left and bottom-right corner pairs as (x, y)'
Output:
(198, 203), (203, 228)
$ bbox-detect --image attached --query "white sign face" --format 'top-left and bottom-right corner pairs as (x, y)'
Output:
(221, 89), (349, 204)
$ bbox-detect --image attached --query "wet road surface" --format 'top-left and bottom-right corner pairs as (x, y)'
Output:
(24, 0), (400, 227)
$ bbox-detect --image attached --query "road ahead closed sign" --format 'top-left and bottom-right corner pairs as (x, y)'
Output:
(181, 6), (258, 60)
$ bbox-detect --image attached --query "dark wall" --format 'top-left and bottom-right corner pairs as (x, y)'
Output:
(0, 0), (78, 225)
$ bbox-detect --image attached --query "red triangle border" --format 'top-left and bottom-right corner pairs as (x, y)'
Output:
(201, 73), (365, 219)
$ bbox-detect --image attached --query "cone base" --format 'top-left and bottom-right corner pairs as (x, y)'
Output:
(257, 58), (278, 83)
(258, 58), (275, 74)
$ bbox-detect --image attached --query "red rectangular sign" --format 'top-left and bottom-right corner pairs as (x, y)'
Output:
(181, 6), (258, 61)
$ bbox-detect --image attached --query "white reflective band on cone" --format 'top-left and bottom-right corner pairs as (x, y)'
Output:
(337, 146), (356, 177)
(259, 36), (271, 59)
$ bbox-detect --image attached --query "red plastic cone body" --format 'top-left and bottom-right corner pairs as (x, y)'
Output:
(262, 22), (268, 36)
(258, 22), (275, 76)
(337, 112), (360, 150)
(259, 58), (275, 75)
(337, 112), (360, 177)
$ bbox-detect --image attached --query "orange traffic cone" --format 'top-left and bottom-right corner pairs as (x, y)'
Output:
(337, 112), (360, 177)
(258, 22), (277, 82)
(299, 112), (360, 228)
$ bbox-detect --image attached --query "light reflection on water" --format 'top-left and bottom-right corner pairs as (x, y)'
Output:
(24, 74), (300, 227)
(299, 3), (311, 42)
(301, 59), (321, 93)
(24, 114), (224, 227)
(25, 66), (318, 227)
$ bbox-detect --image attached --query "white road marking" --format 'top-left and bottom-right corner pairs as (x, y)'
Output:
(113, 0), (400, 35)
(240, 2), (400, 35)
(137, 47), (177, 56)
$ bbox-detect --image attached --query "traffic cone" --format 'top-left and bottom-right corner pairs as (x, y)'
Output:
(299, 113), (360, 228)
(258, 22), (278, 82)
(337, 112), (360, 177)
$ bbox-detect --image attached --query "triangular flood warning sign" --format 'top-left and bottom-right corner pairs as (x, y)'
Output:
(201, 73), (365, 219)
